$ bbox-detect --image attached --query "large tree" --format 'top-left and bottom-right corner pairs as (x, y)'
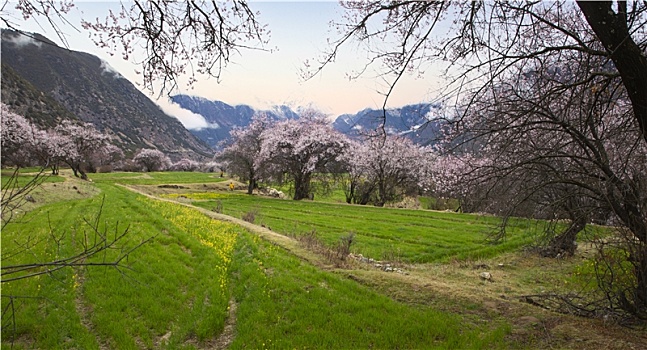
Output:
(133, 148), (171, 172)
(259, 111), (349, 200)
(439, 49), (647, 316)
(215, 114), (272, 194)
(341, 134), (432, 207)
(1, 103), (38, 167)
(54, 121), (113, 179)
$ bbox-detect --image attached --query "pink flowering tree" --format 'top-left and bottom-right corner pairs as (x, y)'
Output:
(336, 139), (374, 204)
(215, 114), (272, 194)
(259, 110), (349, 200)
(90, 144), (125, 172)
(133, 148), (171, 172)
(341, 134), (431, 207)
(53, 121), (113, 179)
(170, 158), (201, 172)
(31, 129), (75, 175)
(1, 103), (39, 167)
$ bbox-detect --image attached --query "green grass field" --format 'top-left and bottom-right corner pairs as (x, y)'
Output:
(2, 171), (642, 349)
(172, 192), (539, 263)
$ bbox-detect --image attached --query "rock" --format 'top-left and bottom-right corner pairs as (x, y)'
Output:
(266, 188), (286, 199)
(479, 272), (493, 281)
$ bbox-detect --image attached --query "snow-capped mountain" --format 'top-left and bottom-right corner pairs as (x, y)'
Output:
(171, 94), (300, 148)
(332, 103), (445, 145)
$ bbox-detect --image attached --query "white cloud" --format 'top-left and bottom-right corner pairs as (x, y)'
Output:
(99, 59), (124, 79)
(5, 32), (42, 48)
(156, 98), (218, 130)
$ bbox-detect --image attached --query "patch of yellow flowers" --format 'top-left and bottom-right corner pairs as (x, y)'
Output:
(144, 198), (238, 295)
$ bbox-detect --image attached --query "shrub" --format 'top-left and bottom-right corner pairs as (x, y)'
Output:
(242, 207), (260, 223)
(213, 200), (223, 214)
(336, 232), (356, 260)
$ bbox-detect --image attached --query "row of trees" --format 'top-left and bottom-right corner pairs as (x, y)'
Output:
(1, 104), (220, 176)
(1, 103), (121, 179)
(216, 111), (432, 204)
(131, 148), (222, 173)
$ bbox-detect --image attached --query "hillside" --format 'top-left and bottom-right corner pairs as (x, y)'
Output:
(1, 63), (80, 128)
(1, 30), (212, 159)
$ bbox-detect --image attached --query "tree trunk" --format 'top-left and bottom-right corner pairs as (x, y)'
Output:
(375, 178), (386, 207)
(78, 167), (88, 181)
(634, 251), (647, 316)
(293, 172), (311, 200)
(247, 178), (256, 195)
(345, 180), (356, 204)
(541, 216), (587, 258)
(578, 1), (647, 144)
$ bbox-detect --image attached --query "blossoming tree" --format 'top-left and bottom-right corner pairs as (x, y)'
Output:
(259, 110), (349, 200)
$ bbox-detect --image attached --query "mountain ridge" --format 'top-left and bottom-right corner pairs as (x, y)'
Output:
(172, 94), (444, 147)
(1, 29), (212, 160)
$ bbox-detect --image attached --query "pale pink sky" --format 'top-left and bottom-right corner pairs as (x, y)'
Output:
(2, 1), (447, 128)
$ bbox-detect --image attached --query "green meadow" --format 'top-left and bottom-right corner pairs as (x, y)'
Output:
(174, 192), (538, 263)
(1, 171), (643, 349)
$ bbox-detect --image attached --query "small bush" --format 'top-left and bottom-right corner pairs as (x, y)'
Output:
(242, 207), (260, 223)
(336, 232), (355, 260)
(299, 229), (320, 249)
(292, 230), (356, 267)
(213, 200), (223, 214)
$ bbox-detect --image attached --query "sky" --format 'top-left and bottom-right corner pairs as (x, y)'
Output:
(1, 1), (447, 129)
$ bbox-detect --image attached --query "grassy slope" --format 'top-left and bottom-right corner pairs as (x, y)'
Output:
(229, 231), (509, 349)
(2, 183), (240, 348)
